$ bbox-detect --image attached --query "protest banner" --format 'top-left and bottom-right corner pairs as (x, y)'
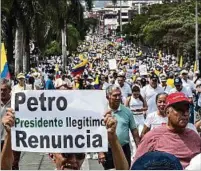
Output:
(11, 90), (108, 153)
(108, 59), (117, 70)
(126, 69), (133, 79)
(97, 53), (102, 59)
(139, 65), (148, 76)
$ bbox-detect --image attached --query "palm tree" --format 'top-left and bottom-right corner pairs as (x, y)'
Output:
(45, 0), (93, 71)
(2, 0), (94, 75)
(2, 0), (15, 72)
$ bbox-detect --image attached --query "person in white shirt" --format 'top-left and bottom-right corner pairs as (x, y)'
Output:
(125, 85), (148, 135)
(169, 77), (193, 103)
(101, 75), (110, 90)
(160, 75), (172, 93)
(141, 93), (168, 137)
(55, 74), (72, 90)
(141, 74), (164, 115)
(12, 73), (32, 93)
(181, 70), (195, 93)
(115, 72), (132, 104)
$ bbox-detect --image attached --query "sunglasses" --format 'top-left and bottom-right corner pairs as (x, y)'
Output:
(62, 153), (85, 160)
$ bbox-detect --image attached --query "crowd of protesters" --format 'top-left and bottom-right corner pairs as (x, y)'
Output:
(1, 34), (201, 170)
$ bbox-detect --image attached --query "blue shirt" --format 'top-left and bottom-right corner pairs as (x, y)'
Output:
(45, 79), (55, 90)
(111, 104), (137, 146)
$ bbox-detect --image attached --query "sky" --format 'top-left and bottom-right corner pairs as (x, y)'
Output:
(94, 1), (152, 8)
(94, 1), (107, 8)
(94, 1), (131, 8)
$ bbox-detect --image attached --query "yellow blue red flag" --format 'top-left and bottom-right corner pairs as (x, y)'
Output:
(71, 58), (88, 77)
(1, 43), (10, 79)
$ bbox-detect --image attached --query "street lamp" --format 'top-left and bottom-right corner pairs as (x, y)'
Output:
(120, 0), (122, 35)
(195, 0), (199, 71)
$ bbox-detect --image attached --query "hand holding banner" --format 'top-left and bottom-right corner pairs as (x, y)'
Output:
(11, 90), (108, 153)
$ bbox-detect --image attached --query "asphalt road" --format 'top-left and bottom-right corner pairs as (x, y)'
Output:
(19, 152), (104, 170)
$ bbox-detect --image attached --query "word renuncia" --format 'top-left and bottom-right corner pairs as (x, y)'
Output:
(15, 130), (103, 149)
(15, 117), (105, 129)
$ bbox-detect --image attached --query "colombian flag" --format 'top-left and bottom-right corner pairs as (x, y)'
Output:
(71, 58), (88, 77)
(1, 43), (10, 79)
(137, 50), (142, 56)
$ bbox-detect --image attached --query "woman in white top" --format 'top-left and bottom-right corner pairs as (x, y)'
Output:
(141, 92), (168, 138)
(141, 92), (198, 138)
(125, 85), (147, 135)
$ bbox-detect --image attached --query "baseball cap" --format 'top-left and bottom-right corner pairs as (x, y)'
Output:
(17, 73), (25, 79)
(131, 151), (183, 170)
(181, 70), (188, 75)
(165, 92), (190, 109)
(174, 77), (182, 85)
(136, 77), (141, 81)
(161, 75), (167, 82)
(150, 74), (158, 80)
(118, 71), (126, 77)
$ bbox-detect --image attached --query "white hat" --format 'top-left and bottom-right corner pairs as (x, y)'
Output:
(196, 81), (201, 87)
(136, 77), (141, 81)
(181, 70), (188, 74)
(118, 71), (125, 77)
(87, 76), (94, 80)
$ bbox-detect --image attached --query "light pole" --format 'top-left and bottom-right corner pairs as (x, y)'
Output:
(195, 0), (199, 71)
(138, 3), (141, 15)
(120, 0), (122, 35)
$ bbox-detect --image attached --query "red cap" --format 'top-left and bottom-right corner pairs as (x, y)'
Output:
(165, 92), (190, 109)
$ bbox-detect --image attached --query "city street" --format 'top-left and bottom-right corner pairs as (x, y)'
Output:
(19, 152), (103, 170)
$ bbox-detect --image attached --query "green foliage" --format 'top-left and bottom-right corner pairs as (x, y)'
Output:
(67, 24), (81, 52)
(84, 17), (99, 33)
(122, 0), (201, 58)
(44, 41), (61, 56)
(2, 0), (94, 59)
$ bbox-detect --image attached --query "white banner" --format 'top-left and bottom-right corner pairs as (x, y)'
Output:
(139, 65), (148, 76)
(104, 19), (118, 26)
(126, 69), (133, 79)
(11, 90), (108, 153)
(108, 59), (117, 70)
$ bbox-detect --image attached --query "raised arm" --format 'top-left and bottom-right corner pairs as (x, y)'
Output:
(1, 108), (15, 170)
(104, 110), (129, 170)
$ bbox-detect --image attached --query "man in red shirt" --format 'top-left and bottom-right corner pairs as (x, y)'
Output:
(133, 92), (201, 169)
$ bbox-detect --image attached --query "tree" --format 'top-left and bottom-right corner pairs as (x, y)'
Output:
(84, 18), (99, 33)
(45, 0), (93, 71)
(122, 0), (201, 59)
(2, 0), (94, 75)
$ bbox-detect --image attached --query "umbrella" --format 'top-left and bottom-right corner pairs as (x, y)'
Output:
(116, 38), (124, 42)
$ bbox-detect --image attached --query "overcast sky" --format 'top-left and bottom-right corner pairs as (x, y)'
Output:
(94, 1), (148, 8)
(94, 1), (106, 8)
